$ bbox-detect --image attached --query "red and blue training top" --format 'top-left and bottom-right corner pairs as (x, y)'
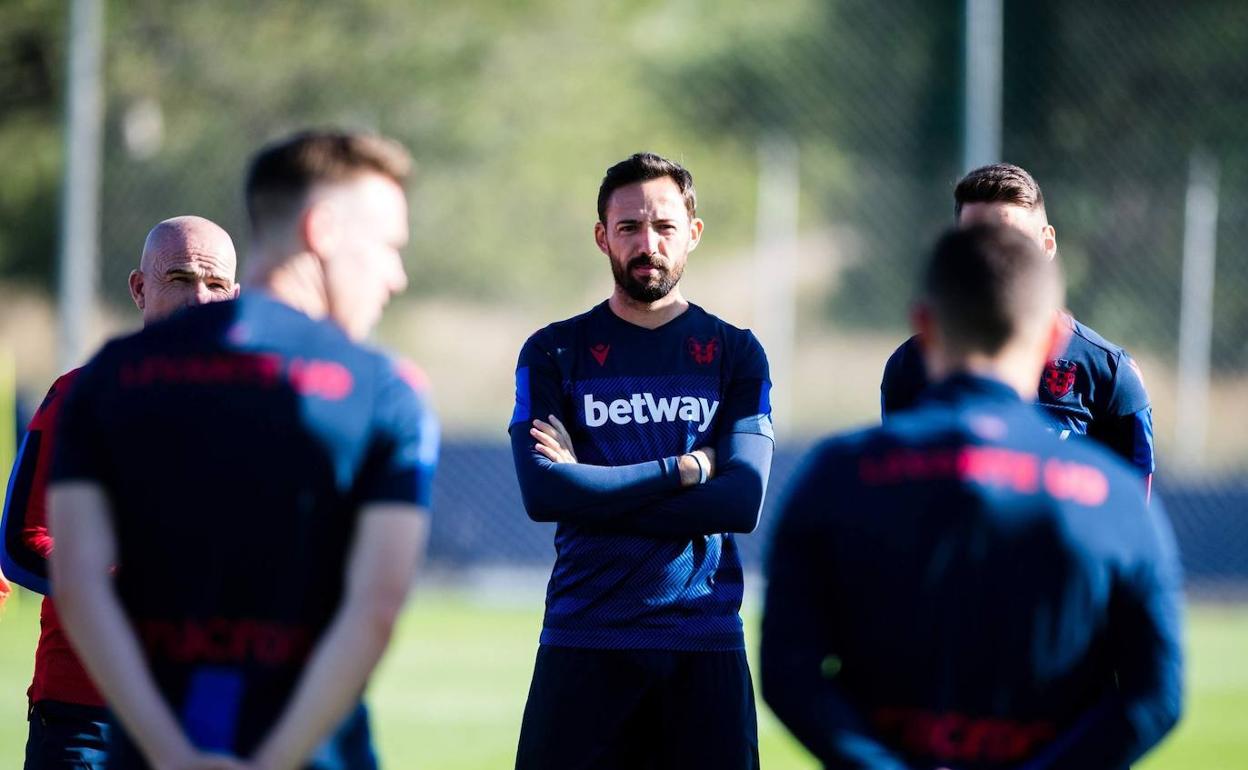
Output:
(1, 367), (105, 708)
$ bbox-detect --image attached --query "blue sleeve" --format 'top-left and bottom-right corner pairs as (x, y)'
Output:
(880, 337), (926, 421)
(509, 334), (684, 524)
(1018, 495), (1184, 770)
(1, 429), (49, 594)
(716, 330), (773, 438)
(596, 431), (773, 538)
(1092, 354), (1154, 475)
(760, 446), (917, 770)
(1089, 407), (1155, 477)
(510, 425), (684, 523)
(1106, 353), (1150, 417)
(357, 358), (440, 508)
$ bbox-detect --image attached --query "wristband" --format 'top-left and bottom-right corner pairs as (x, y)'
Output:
(689, 452), (708, 485)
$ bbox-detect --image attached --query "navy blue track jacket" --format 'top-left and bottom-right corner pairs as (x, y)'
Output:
(763, 374), (1182, 770)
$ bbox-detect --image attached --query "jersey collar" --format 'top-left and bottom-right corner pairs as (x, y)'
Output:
(922, 372), (1024, 406)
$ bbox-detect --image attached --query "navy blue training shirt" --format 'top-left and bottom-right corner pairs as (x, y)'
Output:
(880, 315), (1154, 475)
(510, 301), (774, 651)
(763, 374), (1182, 770)
(50, 294), (439, 762)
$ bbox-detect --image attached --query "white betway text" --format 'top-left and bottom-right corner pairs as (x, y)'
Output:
(583, 393), (719, 433)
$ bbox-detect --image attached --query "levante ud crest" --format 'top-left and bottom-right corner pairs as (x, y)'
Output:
(1043, 359), (1078, 399)
(687, 337), (719, 365)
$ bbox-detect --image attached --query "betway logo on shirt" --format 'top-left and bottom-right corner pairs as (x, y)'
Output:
(584, 393), (719, 433)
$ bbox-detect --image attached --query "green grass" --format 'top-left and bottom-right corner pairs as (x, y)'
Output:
(2, 589), (1245, 768)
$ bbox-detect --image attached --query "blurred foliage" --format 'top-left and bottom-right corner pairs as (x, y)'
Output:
(662, 0), (962, 328)
(1005, 1), (1248, 368)
(0, 0), (64, 286)
(1, 0), (1246, 364)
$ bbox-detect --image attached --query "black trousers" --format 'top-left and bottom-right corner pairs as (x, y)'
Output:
(516, 646), (760, 770)
(24, 700), (110, 770)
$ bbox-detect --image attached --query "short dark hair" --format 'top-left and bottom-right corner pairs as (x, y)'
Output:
(922, 224), (1063, 356)
(245, 130), (412, 233)
(597, 152), (697, 224)
(954, 163), (1046, 219)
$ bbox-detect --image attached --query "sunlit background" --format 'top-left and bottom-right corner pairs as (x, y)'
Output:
(1, 1), (1245, 767)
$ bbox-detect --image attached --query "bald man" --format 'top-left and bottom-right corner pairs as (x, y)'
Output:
(128, 215), (240, 323)
(1, 216), (238, 770)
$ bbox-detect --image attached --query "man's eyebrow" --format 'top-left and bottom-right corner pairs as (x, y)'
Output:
(162, 267), (232, 282)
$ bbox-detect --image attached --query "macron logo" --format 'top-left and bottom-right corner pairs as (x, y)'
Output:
(584, 393), (719, 433)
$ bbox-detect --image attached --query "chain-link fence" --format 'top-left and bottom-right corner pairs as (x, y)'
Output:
(2, 0), (1247, 595)
(427, 444), (1248, 601)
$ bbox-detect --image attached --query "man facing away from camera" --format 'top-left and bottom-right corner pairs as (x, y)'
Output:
(510, 152), (774, 769)
(46, 130), (438, 770)
(764, 224), (1183, 770)
(881, 163), (1155, 493)
(2, 215), (239, 770)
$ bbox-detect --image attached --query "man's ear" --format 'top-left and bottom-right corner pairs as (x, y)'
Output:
(910, 302), (933, 348)
(593, 221), (610, 257)
(230, 283), (242, 299)
(301, 200), (339, 260)
(128, 270), (145, 311)
(1041, 223), (1057, 260)
(687, 217), (705, 253)
(910, 301), (949, 383)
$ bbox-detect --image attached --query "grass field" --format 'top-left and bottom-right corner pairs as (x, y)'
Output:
(1, 589), (1245, 768)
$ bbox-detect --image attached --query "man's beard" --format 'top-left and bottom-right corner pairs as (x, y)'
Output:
(611, 252), (685, 303)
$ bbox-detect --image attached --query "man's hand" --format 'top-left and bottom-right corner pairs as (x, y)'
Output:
(157, 750), (246, 770)
(531, 415), (577, 464)
(677, 446), (716, 487)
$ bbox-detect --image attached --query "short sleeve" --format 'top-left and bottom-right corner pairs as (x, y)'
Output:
(718, 331), (774, 440)
(1098, 354), (1154, 474)
(357, 357), (440, 508)
(508, 331), (566, 432)
(1091, 406), (1154, 476)
(1107, 353), (1151, 418)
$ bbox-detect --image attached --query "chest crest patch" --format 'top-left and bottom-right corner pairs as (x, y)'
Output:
(1043, 359), (1078, 399)
(687, 336), (720, 366)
